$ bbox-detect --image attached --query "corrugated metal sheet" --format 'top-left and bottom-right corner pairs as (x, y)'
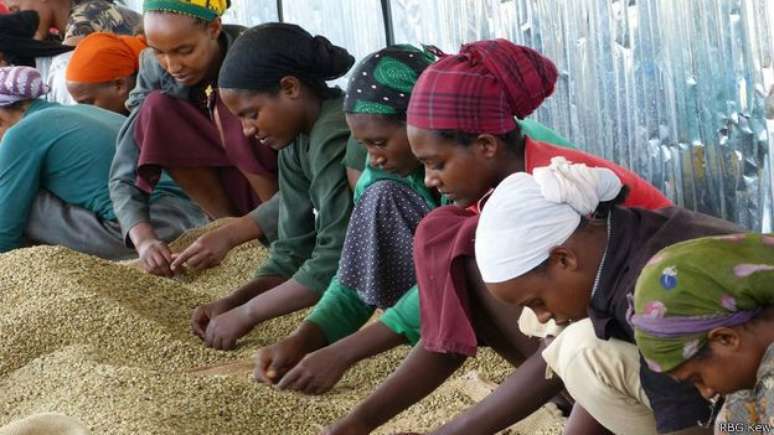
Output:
(126, 0), (773, 231)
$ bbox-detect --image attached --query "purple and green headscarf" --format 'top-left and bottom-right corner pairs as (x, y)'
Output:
(0, 66), (48, 107)
(631, 233), (774, 373)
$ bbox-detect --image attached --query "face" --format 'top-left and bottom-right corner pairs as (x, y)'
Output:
(0, 105), (26, 141)
(408, 125), (499, 207)
(346, 114), (420, 176)
(144, 13), (222, 87)
(67, 79), (131, 115)
(220, 80), (306, 151)
(668, 328), (762, 399)
(485, 246), (596, 325)
(5, 0), (54, 37)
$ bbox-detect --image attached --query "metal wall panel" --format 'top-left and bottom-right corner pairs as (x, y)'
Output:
(124, 0), (773, 230)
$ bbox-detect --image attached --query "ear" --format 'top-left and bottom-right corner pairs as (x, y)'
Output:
(471, 133), (500, 159)
(113, 76), (130, 92)
(207, 18), (223, 40)
(547, 245), (580, 272)
(707, 327), (741, 352)
(278, 76), (302, 99)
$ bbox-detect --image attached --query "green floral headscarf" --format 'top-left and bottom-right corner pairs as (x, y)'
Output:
(143, 0), (230, 22)
(344, 44), (435, 116)
(632, 233), (774, 373)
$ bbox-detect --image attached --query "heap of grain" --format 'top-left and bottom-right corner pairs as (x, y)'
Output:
(0, 224), (563, 435)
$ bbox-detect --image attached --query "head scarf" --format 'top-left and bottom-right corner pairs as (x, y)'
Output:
(407, 39), (558, 135)
(343, 44), (435, 116)
(0, 11), (73, 67)
(143, 0), (230, 22)
(475, 156), (622, 283)
(219, 22), (354, 95)
(631, 233), (774, 373)
(66, 32), (147, 83)
(0, 3), (9, 15)
(0, 66), (49, 106)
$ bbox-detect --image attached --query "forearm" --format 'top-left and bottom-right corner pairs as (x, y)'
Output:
(223, 275), (288, 307)
(329, 322), (406, 367)
(128, 222), (159, 249)
(344, 344), (465, 431)
(434, 353), (563, 435)
(219, 215), (263, 248)
(242, 278), (320, 325)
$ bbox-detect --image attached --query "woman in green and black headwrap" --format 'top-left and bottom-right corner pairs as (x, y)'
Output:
(632, 233), (774, 429)
(248, 45), (443, 395)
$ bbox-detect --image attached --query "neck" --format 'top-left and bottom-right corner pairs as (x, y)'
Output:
(201, 41), (225, 86)
(491, 133), (527, 186)
(301, 95), (323, 134)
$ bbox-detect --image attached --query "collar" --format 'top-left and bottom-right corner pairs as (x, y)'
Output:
(23, 99), (52, 118)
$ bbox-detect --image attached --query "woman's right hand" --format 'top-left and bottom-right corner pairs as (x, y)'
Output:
(170, 229), (235, 273)
(320, 417), (372, 435)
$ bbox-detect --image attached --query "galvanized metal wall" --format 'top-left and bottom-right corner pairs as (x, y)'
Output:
(127, 0), (774, 231)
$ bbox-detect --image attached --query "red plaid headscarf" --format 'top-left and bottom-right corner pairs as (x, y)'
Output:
(407, 39), (558, 134)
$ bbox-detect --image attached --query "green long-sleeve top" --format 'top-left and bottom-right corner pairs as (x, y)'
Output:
(307, 118), (577, 345)
(254, 95), (353, 292)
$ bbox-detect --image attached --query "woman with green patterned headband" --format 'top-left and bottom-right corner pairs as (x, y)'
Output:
(251, 44), (442, 395)
(110, 0), (281, 278)
(632, 233), (774, 430)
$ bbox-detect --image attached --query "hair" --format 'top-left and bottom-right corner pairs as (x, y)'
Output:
(434, 128), (524, 154)
(0, 99), (32, 114)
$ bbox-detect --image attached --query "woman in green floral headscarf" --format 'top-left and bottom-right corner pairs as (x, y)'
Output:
(632, 233), (774, 429)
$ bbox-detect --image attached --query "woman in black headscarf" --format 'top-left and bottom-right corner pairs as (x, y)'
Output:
(190, 23), (358, 351)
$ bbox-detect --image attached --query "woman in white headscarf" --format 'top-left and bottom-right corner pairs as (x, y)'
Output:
(475, 157), (743, 435)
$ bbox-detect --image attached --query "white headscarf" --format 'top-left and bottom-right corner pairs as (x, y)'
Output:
(475, 157), (623, 283)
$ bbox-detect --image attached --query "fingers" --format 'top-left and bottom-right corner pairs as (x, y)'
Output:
(170, 245), (197, 272)
(191, 307), (209, 339)
(184, 251), (213, 272)
(253, 350), (276, 384)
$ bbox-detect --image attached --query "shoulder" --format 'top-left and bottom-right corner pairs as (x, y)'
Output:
(309, 95), (350, 147)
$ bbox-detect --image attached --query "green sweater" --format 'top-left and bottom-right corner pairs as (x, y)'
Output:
(254, 96), (353, 292)
(306, 118), (576, 345)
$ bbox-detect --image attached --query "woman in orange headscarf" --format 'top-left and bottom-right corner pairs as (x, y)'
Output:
(66, 32), (146, 114)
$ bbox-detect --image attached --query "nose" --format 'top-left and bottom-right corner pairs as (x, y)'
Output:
(695, 383), (717, 400)
(369, 152), (386, 168)
(534, 308), (554, 324)
(241, 119), (256, 138)
(424, 170), (440, 188)
(163, 55), (183, 75)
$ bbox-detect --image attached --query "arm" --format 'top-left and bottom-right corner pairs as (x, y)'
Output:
(326, 344), (465, 434)
(431, 352), (563, 434)
(0, 127), (43, 252)
(379, 285), (421, 345)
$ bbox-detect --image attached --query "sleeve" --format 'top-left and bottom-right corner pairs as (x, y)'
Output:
(0, 127), (44, 252)
(343, 135), (367, 171)
(379, 285), (421, 345)
(639, 357), (712, 433)
(247, 191), (280, 245)
(306, 278), (376, 344)
(289, 127), (353, 292)
(108, 51), (167, 246)
(254, 146), (317, 281)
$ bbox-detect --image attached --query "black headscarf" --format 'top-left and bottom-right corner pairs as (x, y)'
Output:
(219, 22), (354, 97)
(0, 11), (73, 67)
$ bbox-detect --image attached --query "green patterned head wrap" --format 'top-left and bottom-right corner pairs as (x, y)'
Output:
(344, 44), (436, 116)
(143, 0), (231, 22)
(632, 233), (774, 373)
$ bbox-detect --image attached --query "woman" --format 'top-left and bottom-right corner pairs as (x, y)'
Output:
(109, 0), (279, 277)
(325, 40), (672, 435)
(189, 23), (356, 352)
(65, 32), (146, 115)
(466, 160), (744, 434)
(631, 234), (774, 432)
(0, 66), (204, 259)
(4, 0), (139, 44)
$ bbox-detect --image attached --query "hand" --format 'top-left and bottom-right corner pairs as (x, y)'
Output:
(137, 238), (173, 277)
(203, 306), (256, 350)
(253, 334), (311, 384)
(320, 417), (372, 435)
(277, 346), (349, 395)
(170, 229), (234, 273)
(191, 298), (236, 339)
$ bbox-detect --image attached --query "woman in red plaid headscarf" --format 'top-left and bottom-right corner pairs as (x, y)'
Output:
(326, 39), (673, 435)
